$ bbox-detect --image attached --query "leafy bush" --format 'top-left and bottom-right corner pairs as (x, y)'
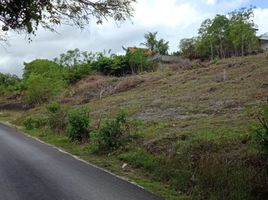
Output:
(64, 64), (93, 84)
(47, 102), (67, 133)
(93, 54), (128, 76)
(94, 112), (137, 151)
(253, 103), (268, 157)
(93, 51), (154, 76)
(24, 74), (65, 104)
(0, 72), (21, 93)
(23, 116), (48, 130)
(23, 59), (66, 104)
(67, 107), (91, 142)
(126, 49), (154, 74)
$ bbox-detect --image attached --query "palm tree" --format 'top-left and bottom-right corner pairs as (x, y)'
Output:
(141, 32), (158, 52)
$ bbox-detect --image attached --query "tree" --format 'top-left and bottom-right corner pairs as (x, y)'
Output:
(179, 7), (259, 60)
(141, 32), (158, 52)
(228, 7), (258, 56)
(156, 39), (169, 55)
(54, 48), (96, 67)
(141, 32), (169, 55)
(0, 0), (136, 37)
(179, 37), (197, 59)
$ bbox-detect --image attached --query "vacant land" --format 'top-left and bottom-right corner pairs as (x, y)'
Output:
(1, 53), (268, 200)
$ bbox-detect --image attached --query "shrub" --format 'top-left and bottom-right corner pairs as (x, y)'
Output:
(67, 107), (91, 142)
(94, 112), (136, 151)
(253, 103), (268, 157)
(126, 49), (154, 74)
(47, 102), (67, 133)
(23, 116), (48, 130)
(0, 73), (21, 93)
(93, 52), (154, 76)
(23, 59), (66, 105)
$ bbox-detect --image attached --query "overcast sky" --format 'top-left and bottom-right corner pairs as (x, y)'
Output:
(1, 0), (268, 77)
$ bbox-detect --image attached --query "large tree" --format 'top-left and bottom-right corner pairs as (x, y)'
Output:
(0, 0), (136, 37)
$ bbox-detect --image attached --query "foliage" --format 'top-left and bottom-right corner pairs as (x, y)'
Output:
(23, 59), (65, 104)
(0, 0), (136, 37)
(179, 38), (198, 59)
(0, 72), (21, 93)
(253, 104), (268, 157)
(94, 112), (136, 151)
(54, 48), (97, 67)
(64, 63), (93, 84)
(93, 51), (153, 76)
(93, 54), (127, 76)
(23, 115), (48, 130)
(67, 107), (91, 142)
(141, 32), (169, 55)
(24, 74), (64, 104)
(47, 102), (67, 133)
(126, 49), (154, 74)
(23, 59), (63, 80)
(54, 49), (97, 83)
(179, 7), (259, 60)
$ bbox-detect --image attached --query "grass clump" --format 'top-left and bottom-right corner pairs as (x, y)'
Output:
(47, 102), (67, 133)
(252, 103), (268, 157)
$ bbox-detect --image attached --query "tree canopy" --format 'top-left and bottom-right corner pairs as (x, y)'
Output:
(0, 0), (136, 37)
(179, 7), (259, 60)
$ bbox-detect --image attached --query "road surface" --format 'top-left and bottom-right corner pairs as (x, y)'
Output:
(0, 123), (163, 200)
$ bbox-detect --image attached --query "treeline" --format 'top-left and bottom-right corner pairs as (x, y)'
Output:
(179, 7), (260, 60)
(0, 48), (154, 105)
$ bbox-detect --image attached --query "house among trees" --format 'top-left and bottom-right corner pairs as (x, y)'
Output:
(259, 33), (268, 51)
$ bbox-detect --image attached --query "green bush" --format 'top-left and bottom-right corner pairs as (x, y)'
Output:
(94, 112), (136, 151)
(47, 102), (67, 133)
(24, 74), (64, 104)
(126, 49), (154, 74)
(64, 64), (93, 84)
(23, 59), (66, 104)
(92, 52), (154, 76)
(67, 107), (91, 142)
(23, 116), (48, 130)
(0, 72), (21, 93)
(253, 103), (268, 157)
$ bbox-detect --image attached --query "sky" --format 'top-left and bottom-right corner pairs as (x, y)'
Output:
(1, 0), (268, 77)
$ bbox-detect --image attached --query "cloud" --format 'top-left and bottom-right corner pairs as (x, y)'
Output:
(0, 0), (267, 76)
(254, 8), (268, 35)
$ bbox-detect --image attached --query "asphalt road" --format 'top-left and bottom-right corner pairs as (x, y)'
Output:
(0, 123), (163, 200)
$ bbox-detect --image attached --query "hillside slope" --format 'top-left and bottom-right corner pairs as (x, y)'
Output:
(1, 53), (268, 200)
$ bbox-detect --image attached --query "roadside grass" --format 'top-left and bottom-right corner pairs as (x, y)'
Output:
(1, 53), (268, 199)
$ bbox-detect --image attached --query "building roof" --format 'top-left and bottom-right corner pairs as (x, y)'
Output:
(127, 47), (153, 56)
(259, 33), (268, 41)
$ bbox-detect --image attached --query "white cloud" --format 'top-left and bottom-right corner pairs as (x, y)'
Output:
(254, 8), (268, 35)
(206, 0), (217, 5)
